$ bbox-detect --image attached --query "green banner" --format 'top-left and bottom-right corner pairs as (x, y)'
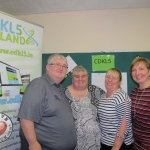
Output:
(92, 55), (115, 71)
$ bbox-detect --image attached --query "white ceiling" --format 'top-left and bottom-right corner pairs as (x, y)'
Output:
(0, 0), (150, 16)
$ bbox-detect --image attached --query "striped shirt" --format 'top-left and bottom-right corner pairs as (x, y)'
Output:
(130, 86), (150, 150)
(98, 89), (133, 146)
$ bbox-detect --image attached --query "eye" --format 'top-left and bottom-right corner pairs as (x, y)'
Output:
(112, 77), (117, 80)
(139, 68), (144, 70)
(62, 65), (68, 69)
(55, 63), (61, 67)
(82, 75), (87, 78)
(106, 75), (110, 78)
(74, 75), (79, 78)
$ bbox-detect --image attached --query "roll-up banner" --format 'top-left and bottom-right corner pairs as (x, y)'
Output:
(0, 11), (43, 150)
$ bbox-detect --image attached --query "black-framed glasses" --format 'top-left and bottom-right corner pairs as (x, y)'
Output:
(49, 63), (68, 69)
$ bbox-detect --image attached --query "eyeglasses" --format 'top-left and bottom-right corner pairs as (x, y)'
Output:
(49, 63), (68, 69)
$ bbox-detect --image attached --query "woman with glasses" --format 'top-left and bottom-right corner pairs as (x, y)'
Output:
(63, 66), (105, 150)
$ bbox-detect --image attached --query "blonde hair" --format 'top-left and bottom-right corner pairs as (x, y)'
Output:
(72, 66), (88, 77)
(106, 68), (122, 81)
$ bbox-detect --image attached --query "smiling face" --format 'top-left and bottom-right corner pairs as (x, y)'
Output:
(72, 71), (88, 90)
(46, 57), (68, 84)
(105, 70), (121, 94)
(131, 61), (150, 88)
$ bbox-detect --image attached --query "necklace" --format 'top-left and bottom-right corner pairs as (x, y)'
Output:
(133, 88), (145, 118)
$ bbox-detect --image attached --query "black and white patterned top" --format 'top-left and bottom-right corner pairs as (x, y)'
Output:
(98, 89), (134, 146)
(63, 85), (105, 150)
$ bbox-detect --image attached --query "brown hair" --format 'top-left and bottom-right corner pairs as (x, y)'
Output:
(130, 57), (150, 73)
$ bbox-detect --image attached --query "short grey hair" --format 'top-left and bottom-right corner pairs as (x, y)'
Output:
(47, 54), (67, 65)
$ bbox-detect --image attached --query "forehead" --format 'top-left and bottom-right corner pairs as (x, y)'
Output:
(133, 61), (146, 67)
(106, 70), (119, 77)
(73, 71), (87, 76)
(52, 58), (67, 64)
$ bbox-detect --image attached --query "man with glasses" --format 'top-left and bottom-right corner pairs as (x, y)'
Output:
(18, 54), (77, 150)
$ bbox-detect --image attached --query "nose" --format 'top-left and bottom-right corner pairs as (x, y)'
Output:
(108, 77), (112, 81)
(134, 70), (139, 75)
(58, 65), (64, 70)
(59, 66), (63, 69)
(78, 76), (82, 80)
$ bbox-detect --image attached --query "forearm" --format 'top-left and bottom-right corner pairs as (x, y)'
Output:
(112, 136), (124, 150)
(112, 116), (126, 150)
(20, 118), (38, 145)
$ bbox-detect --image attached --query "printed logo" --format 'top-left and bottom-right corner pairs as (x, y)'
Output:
(0, 113), (13, 143)
(0, 19), (39, 47)
(23, 27), (38, 46)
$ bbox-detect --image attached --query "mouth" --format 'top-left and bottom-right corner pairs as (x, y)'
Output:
(135, 75), (143, 80)
(106, 82), (113, 86)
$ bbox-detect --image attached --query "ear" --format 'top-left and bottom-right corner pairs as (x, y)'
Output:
(46, 65), (49, 71)
(119, 80), (122, 87)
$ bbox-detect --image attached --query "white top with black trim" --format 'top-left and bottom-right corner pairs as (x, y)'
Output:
(98, 89), (133, 146)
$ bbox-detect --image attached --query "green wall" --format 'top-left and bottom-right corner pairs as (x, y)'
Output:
(42, 52), (150, 94)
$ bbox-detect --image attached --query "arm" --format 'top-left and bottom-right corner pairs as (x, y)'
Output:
(111, 116), (126, 150)
(112, 93), (131, 150)
(20, 118), (42, 150)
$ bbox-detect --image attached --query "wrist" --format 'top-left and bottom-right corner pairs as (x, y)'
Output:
(116, 133), (125, 140)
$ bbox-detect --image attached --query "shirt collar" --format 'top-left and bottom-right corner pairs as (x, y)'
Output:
(44, 73), (60, 88)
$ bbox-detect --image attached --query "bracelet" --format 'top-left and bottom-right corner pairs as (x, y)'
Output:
(116, 133), (125, 139)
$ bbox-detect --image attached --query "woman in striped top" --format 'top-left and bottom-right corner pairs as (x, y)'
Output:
(130, 57), (150, 150)
(98, 68), (133, 150)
